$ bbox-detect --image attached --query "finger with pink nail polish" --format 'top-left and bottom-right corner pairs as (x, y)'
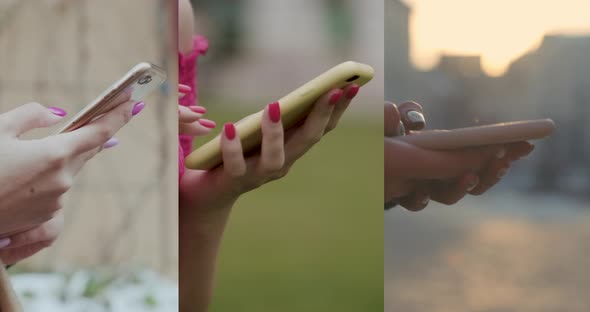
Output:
(0, 238), (11, 249)
(48, 106), (67, 117)
(103, 138), (119, 149)
(132, 102), (145, 116)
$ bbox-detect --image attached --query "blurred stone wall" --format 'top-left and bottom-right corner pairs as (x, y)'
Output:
(0, 0), (177, 278)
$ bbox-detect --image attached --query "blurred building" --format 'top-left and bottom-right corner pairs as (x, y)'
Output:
(193, 0), (383, 113)
(499, 35), (590, 191)
(385, 0), (411, 102)
(386, 0), (590, 193)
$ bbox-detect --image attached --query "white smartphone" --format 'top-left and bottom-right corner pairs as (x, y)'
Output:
(56, 62), (166, 133)
(392, 119), (555, 149)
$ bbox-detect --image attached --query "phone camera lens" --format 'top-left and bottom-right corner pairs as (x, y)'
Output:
(346, 75), (360, 82)
(138, 75), (152, 85)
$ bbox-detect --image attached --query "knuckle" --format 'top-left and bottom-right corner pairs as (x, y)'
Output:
(48, 202), (63, 215)
(39, 206), (61, 224)
(226, 162), (246, 178)
(229, 167), (246, 178)
(120, 107), (133, 124)
(95, 126), (113, 143)
(47, 148), (69, 168)
(304, 131), (323, 145)
(325, 122), (336, 133)
(39, 239), (55, 248)
(25, 102), (49, 120)
(269, 155), (285, 172)
(271, 167), (289, 180)
(25, 102), (45, 112)
(441, 198), (458, 206)
(265, 127), (284, 143)
(54, 175), (73, 194)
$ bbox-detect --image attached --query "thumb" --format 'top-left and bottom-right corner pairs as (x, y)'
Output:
(0, 103), (66, 137)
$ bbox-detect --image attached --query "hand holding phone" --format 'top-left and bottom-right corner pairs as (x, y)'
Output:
(185, 61), (374, 170)
(57, 62), (166, 133)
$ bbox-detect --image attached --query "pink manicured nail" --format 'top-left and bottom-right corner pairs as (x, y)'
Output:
(198, 119), (216, 129)
(132, 102), (145, 116)
(103, 138), (119, 149)
(178, 84), (192, 93)
(345, 85), (360, 99)
(329, 90), (343, 105)
(224, 123), (236, 140)
(0, 238), (10, 249)
(268, 102), (281, 123)
(189, 106), (207, 114)
(48, 106), (67, 117)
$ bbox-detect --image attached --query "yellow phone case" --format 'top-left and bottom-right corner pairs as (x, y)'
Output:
(185, 61), (374, 170)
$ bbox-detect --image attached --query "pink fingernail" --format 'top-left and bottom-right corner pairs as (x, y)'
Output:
(0, 238), (11, 249)
(178, 84), (192, 93)
(103, 138), (119, 149)
(329, 90), (343, 105)
(268, 102), (281, 123)
(224, 123), (236, 140)
(132, 101), (145, 116)
(345, 85), (360, 99)
(48, 106), (67, 117)
(189, 106), (207, 114)
(199, 119), (216, 129)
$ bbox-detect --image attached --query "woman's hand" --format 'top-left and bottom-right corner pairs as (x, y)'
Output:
(179, 84), (360, 213)
(384, 101), (534, 211)
(179, 84), (216, 137)
(178, 85), (360, 311)
(0, 100), (143, 263)
(0, 212), (63, 265)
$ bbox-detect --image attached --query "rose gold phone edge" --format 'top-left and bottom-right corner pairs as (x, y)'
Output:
(56, 62), (165, 134)
(392, 119), (555, 149)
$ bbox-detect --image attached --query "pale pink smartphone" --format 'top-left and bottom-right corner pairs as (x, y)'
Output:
(393, 119), (555, 149)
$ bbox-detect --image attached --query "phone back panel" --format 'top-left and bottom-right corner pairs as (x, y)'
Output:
(185, 61), (374, 170)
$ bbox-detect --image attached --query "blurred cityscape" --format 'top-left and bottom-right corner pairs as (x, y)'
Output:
(386, 1), (590, 311)
(387, 0), (590, 195)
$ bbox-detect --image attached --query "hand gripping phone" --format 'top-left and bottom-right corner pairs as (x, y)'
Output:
(185, 61), (375, 170)
(57, 62), (166, 133)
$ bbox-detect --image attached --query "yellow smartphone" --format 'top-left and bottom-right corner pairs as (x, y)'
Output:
(57, 62), (166, 133)
(184, 61), (375, 170)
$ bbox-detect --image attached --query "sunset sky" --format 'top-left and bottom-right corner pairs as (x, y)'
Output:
(403, 0), (590, 76)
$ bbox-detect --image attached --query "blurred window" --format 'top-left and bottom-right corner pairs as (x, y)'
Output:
(191, 0), (243, 61)
(323, 0), (354, 55)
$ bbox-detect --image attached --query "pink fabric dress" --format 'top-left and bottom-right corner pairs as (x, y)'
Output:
(179, 35), (208, 180)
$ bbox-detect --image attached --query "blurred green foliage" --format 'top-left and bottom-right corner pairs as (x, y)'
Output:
(195, 101), (383, 311)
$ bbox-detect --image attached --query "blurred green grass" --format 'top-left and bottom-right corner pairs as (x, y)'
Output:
(197, 100), (383, 312)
